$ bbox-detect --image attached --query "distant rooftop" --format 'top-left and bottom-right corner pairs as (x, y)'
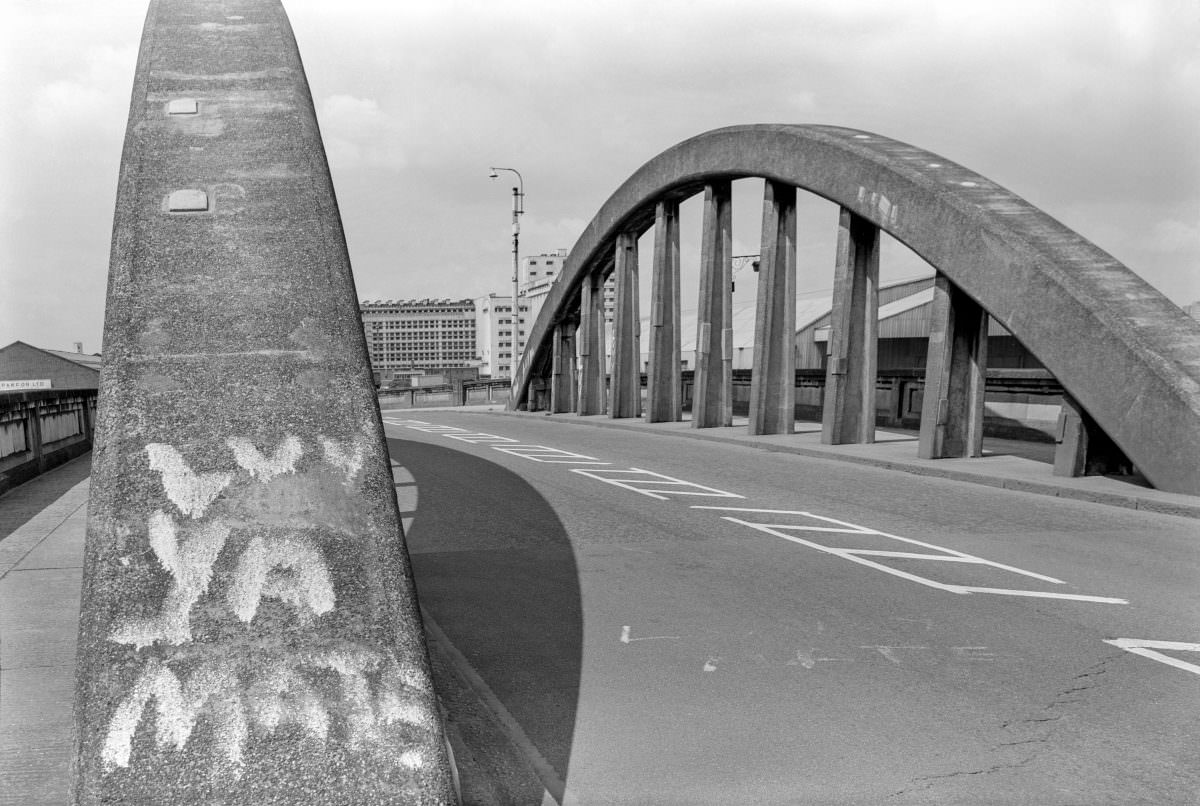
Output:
(41, 348), (103, 368)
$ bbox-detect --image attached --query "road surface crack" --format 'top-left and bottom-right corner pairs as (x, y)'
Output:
(889, 755), (1037, 798)
(891, 654), (1122, 799)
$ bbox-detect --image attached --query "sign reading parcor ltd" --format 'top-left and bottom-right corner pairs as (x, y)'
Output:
(0, 379), (52, 391)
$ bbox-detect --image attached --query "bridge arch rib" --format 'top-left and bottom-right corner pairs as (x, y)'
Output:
(512, 124), (1200, 495)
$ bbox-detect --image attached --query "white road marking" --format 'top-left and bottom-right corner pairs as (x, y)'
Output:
(405, 425), (468, 434)
(860, 645), (928, 664)
(571, 468), (744, 501)
(492, 444), (610, 464)
(620, 625), (680, 643)
(949, 586), (1127, 604)
(1103, 639), (1200, 676)
(709, 509), (1125, 604)
(443, 432), (520, 444)
(787, 649), (854, 669)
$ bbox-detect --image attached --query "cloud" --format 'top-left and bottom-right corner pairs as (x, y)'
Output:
(1145, 219), (1200, 254)
(28, 44), (135, 136)
(317, 94), (408, 172)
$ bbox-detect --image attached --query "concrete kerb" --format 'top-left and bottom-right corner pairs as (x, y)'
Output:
(478, 409), (1200, 520)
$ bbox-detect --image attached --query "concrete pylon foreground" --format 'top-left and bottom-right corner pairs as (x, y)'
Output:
(610, 232), (641, 418)
(692, 181), (734, 428)
(821, 208), (880, 445)
(646, 201), (682, 423)
(73, 1), (457, 803)
(748, 181), (797, 435)
(919, 274), (988, 458)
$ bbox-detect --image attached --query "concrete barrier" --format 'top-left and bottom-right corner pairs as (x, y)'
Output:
(73, 1), (457, 802)
(0, 389), (96, 496)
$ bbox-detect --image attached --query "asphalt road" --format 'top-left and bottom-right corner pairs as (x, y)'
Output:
(383, 410), (1200, 805)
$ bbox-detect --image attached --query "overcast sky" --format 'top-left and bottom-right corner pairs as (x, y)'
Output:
(2, 0), (1197, 353)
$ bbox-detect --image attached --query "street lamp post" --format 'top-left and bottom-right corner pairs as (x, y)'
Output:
(488, 167), (524, 382)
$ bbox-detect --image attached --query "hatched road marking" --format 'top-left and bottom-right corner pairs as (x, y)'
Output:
(1103, 639), (1200, 676)
(692, 506), (1127, 605)
(570, 467), (743, 501)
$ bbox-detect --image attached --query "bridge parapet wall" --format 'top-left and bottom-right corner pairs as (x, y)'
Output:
(0, 389), (97, 496)
(73, 1), (456, 802)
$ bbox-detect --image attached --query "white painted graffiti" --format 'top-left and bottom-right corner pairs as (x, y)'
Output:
(101, 648), (439, 773)
(102, 433), (427, 777)
(109, 512), (231, 648)
(145, 443), (232, 519)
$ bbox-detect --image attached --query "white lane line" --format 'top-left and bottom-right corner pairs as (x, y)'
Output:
(721, 514), (1124, 604)
(492, 445), (611, 465)
(1103, 639), (1200, 676)
(844, 550), (991, 562)
(406, 424), (469, 433)
(952, 587), (1127, 604)
(571, 468), (744, 501)
(620, 625), (680, 643)
(444, 432), (521, 444)
(706, 508), (1063, 584)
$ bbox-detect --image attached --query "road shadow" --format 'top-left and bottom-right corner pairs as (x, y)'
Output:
(387, 437), (581, 804)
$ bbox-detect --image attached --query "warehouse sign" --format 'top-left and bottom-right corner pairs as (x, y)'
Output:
(0, 379), (52, 391)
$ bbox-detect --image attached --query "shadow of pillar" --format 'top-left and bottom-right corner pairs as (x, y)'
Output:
(388, 438), (582, 802)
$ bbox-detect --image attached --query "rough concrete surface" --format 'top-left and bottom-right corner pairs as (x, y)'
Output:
(73, 1), (455, 802)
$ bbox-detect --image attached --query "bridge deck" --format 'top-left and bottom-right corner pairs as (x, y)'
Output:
(4, 426), (1196, 802)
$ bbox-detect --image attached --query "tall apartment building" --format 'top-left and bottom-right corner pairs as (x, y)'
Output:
(476, 295), (529, 378)
(476, 251), (567, 378)
(360, 298), (478, 385)
(521, 249), (567, 328)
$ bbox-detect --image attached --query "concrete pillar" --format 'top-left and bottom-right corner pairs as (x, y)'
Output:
(1053, 394), (1132, 477)
(578, 271), (608, 415)
(693, 181), (734, 429)
(73, 0), (457, 801)
(918, 273), (988, 458)
(647, 200), (682, 423)
(29, 399), (45, 471)
(821, 207), (880, 444)
(551, 319), (578, 413)
(748, 181), (797, 435)
(610, 231), (641, 418)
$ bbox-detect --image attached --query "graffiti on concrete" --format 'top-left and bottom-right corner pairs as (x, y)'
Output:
(102, 433), (431, 778)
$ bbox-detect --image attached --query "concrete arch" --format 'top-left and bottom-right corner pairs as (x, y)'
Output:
(513, 124), (1200, 495)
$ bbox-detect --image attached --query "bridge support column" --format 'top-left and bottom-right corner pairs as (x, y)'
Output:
(578, 271), (608, 416)
(551, 319), (578, 413)
(610, 232), (641, 418)
(1053, 394), (1133, 478)
(918, 274), (988, 458)
(749, 181), (797, 435)
(822, 208), (880, 444)
(647, 201), (682, 422)
(693, 180), (733, 428)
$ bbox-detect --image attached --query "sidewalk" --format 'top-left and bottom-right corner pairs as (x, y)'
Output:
(480, 408), (1200, 519)
(0, 453), (90, 806)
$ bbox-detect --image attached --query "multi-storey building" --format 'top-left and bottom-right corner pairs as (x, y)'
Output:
(476, 295), (529, 378)
(359, 298), (478, 385)
(521, 249), (567, 330)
